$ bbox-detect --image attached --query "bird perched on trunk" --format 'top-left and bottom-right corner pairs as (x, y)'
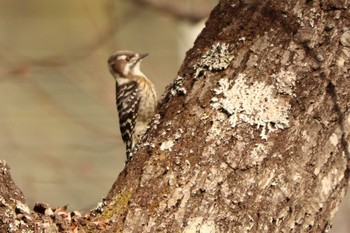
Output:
(108, 50), (157, 160)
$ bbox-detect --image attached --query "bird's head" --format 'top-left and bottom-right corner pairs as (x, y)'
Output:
(108, 50), (148, 79)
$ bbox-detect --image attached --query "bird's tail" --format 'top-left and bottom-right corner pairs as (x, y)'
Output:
(126, 140), (133, 160)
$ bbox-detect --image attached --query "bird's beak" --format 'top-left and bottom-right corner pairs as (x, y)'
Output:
(138, 53), (149, 60)
(131, 53), (149, 69)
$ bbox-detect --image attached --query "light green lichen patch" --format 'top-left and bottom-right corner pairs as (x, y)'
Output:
(101, 192), (131, 219)
(194, 42), (234, 78)
(211, 73), (290, 139)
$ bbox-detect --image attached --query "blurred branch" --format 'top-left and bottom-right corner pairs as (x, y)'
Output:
(0, 25), (116, 69)
(0, 3), (139, 72)
(0, 0), (212, 77)
(131, 0), (211, 23)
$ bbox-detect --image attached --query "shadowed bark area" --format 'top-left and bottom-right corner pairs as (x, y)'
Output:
(0, 0), (350, 232)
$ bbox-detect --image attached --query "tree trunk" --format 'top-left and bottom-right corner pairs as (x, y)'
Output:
(1, 0), (350, 232)
(104, 0), (350, 232)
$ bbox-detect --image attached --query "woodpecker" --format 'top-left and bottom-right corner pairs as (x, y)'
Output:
(108, 50), (157, 160)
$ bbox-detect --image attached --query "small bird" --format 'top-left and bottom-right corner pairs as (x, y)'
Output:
(108, 50), (157, 160)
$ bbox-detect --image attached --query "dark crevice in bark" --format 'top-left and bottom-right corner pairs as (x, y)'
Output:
(326, 81), (350, 161)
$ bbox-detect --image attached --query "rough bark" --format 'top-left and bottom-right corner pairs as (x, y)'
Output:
(0, 160), (29, 232)
(104, 0), (350, 232)
(1, 0), (350, 232)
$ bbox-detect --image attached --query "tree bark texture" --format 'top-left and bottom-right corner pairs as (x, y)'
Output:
(104, 0), (350, 232)
(0, 161), (29, 232)
(1, 0), (350, 232)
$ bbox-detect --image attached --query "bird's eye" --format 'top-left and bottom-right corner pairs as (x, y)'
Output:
(126, 57), (131, 62)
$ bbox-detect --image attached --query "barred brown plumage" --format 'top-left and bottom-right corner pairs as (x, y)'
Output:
(108, 50), (157, 160)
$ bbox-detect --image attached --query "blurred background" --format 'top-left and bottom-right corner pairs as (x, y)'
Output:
(0, 0), (213, 210)
(0, 1), (348, 232)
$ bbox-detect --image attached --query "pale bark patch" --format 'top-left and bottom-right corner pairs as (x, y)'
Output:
(211, 73), (290, 139)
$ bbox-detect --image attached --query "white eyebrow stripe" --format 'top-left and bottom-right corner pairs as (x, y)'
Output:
(117, 55), (127, 60)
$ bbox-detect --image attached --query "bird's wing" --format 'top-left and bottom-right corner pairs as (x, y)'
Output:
(116, 81), (140, 158)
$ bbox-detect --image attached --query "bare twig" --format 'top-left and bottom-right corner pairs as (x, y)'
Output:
(0, 2), (139, 71)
